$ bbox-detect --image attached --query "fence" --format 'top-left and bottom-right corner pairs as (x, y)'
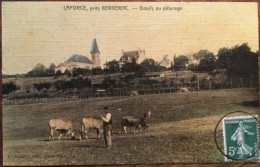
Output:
(3, 77), (258, 105)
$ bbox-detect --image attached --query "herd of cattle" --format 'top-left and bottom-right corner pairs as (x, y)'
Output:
(48, 110), (151, 141)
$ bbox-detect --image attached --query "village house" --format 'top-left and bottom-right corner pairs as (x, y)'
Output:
(159, 55), (172, 68)
(119, 48), (146, 68)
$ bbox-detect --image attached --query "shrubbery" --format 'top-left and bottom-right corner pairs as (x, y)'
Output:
(2, 82), (20, 94)
(53, 77), (91, 91)
(33, 82), (52, 91)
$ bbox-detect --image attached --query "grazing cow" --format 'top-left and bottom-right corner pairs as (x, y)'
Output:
(49, 119), (75, 141)
(79, 117), (103, 141)
(131, 91), (139, 96)
(121, 114), (148, 134)
(178, 87), (189, 92)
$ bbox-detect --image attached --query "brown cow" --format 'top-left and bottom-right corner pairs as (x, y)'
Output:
(121, 114), (149, 134)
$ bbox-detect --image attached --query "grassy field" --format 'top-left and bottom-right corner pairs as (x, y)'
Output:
(3, 88), (259, 165)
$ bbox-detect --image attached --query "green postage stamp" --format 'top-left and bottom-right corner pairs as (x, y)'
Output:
(223, 116), (259, 161)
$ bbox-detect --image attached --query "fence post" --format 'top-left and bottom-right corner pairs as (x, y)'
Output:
(209, 80), (212, 90)
(250, 79), (253, 88)
(231, 78), (233, 89)
(197, 80), (200, 90)
(220, 79), (222, 89)
(240, 78), (243, 88)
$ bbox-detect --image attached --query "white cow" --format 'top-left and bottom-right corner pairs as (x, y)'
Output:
(49, 119), (75, 141)
(79, 117), (103, 141)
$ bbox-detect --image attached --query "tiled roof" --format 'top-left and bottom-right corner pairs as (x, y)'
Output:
(66, 54), (93, 64)
(90, 38), (100, 54)
(119, 51), (139, 61)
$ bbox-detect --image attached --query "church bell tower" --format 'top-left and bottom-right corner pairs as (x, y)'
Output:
(90, 38), (101, 68)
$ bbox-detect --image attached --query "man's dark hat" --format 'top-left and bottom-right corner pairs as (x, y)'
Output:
(104, 106), (108, 110)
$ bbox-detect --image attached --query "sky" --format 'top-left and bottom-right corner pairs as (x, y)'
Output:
(2, 2), (259, 74)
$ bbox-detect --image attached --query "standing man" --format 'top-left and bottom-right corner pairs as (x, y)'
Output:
(101, 106), (112, 148)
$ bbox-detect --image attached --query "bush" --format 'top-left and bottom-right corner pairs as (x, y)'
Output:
(92, 68), (104, 75)
(33, 82), (52, 91)
(101, 77), (116, 89)
(2, 82), (20, 94)
(72, 68), (91, 77)
(53, 77), (91, 91)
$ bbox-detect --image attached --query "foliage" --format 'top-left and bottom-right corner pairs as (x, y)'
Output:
(101, 76), (116, 89)
(27, 63), (47, 77)
(92, 68), (104, 75)
(193, 50), (216, 72)
(173, 55), (189, 71)
(72, 68), (91, 77)
(27, 63), (56, 77)
(53, 77), (91, 91)
(55, 70), (62, 76)
(2, 82), (20, 94)
(190, 75), (198, 83)
(33, 82), (52, 91)
(139, 79), (159, 86)
(215, 47), (232, 69)
(105, 60), (119, 73)
(46, 63), (56, 76)
(64, 69), (72, 77)
(216, 43), (258, 77)
(120, 58), (139, 73)
(154, 65), (167, 72)
(134, 65), (146, 77)
(140, 59), (156, 72)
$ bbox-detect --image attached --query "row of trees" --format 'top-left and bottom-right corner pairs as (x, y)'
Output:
(27, 63), (56, 77)
(173, 43), (258, 77)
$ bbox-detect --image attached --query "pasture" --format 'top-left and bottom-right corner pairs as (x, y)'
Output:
(3, 88), (259, 165)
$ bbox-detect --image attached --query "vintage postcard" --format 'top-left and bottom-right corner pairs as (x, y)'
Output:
(2, 1), (259, 166)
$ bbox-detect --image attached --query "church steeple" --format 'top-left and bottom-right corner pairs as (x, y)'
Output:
(90, 38), (101, 68)
(90, 38), (100, 54)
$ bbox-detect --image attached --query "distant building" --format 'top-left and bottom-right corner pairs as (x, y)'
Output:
(55, 38), (101, 73)
(55, 54), (93, 73)
(159, 55), (171, 68)
(119, 48), (146, 68)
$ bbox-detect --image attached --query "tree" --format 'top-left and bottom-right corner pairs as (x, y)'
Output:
(173, 55), (189, 71)
(55, 70), (62, 76)
(46, 63), (56, 76)
(106, 60), (119, 73)
(101, 76), (116, 89)
(27, 63), (47, 77)
(64, 69), (72, 77)
(140, 59), (156, 72)
(92, 68), (103, 75)
(120, 58), (138, 73)
(194, 50), (216, 72)
(227, 43), (258, 77)
(72, 68), (91, 77)
(215, 48), (232, 69)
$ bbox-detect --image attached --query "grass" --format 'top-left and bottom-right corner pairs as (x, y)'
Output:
(3, 88), (259, 165)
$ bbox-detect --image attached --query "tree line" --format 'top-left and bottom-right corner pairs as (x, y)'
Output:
(25, 43), (258, 79)
(175, 43), (258, 78)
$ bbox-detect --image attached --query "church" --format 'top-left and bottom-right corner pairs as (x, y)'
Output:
(55, 39), (101, 73)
